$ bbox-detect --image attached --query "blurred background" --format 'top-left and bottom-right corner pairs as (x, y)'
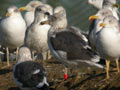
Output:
(0, 0), (119, 31)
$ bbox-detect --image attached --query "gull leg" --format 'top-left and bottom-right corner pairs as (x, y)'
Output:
(16, 47), (19, 61)
(116, 59), (119, 72)
(112, 59), (119, 72)
(1, 47), (10, 69)
(106, 60), (110, 79)
(7, 47), (10, 66)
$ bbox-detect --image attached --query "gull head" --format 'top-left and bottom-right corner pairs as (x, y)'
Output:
(54, 6), (66, 17)
(34, 4), (53, 23)
(19, 0), (43, 12)
(103, 0), (117, 8)
(100, 15), (119, 28)
(17, 46), (32, 64)
(89, 8), (113, 22)
(104, 0), (117, 5)
(6, 6), (21, 17)
(96, 9), (113, 19)
(48, 6), (67, 29)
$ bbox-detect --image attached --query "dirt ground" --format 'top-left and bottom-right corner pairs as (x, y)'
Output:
(0, 59), (120, 90)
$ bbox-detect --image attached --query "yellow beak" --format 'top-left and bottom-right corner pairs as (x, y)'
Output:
(89, 15), (99, 23)
(100, 23), (106, 27)
(6, 12), (11, 17)
(19, 7), (28, 12)
(113, 4), (120, 8)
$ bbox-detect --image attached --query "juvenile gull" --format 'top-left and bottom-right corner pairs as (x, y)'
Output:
(13, 46), (49, 90)
(96, 15), (120, 79)
(24, 5), (53, 63)
(88, 9), (113, 50)
(48, 6), (105, 80)
(0, 6), (26, 66)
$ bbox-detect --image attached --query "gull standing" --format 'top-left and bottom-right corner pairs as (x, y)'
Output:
(13, 46), (49, 90)
(0, 6), (26, 66)
(48, 6), (105, 80)
(96, 15), (120, 79)
(24, 5), (53, 63)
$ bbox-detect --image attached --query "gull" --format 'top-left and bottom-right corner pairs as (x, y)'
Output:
(88, 9), (113, 50)
(13, 46), (49, 90)
(48, 6), (105, 80)
(19, 0), (53, 27)
(0, 6), (26, 67)
(24, 5), (53, 63)
(96, 15), (120, 79)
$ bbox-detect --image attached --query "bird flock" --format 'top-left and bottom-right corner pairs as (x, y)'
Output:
(0, 0), (120, 89)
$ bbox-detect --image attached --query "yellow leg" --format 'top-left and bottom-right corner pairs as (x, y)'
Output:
(116, 59), (119, 72)
(6, 47), (10, 66)
(16, 47), (19, 61)
(106, 60), (110, 79)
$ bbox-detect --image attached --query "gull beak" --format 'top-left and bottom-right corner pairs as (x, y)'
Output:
(89, 15), (98, 23)
(19, 7), (28, 12)
(100, 23), (106, 27)
(113, 4), (120, 8)
(6, 12), (11, 17)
